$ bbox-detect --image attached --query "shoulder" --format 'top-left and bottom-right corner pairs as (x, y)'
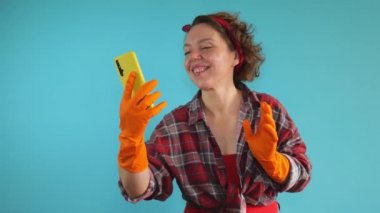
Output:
(240, 83), (285, 111)
(146, 101), (193, 149)
(255, 92), (285, 110)
(244, 85), (286, 112)
(152, 101), (192, 136)
(253, 91), (298, 132)
(161, 104), (189, 126)
(246, 89), (294, 124)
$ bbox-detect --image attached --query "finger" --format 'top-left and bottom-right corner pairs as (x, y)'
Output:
(262, 123), (279, 142)
(138, 91), (161, 109)
(242, 119), (254, 139)
(122, 72), (136, 101)
(132, 80), (158, 105)
(259, 102), (274, 125)
(262, 113), (276, 130)
(261, 102), (273, 118)
(148, 101), (167, 118)
(259, 102), (267, 126)
(120, 73), (136, 115)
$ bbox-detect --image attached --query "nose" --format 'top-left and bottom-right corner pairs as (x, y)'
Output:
(185, 49), (202, 71)
(187, 49), (202, 61)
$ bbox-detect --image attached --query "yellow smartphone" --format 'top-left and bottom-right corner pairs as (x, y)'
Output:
(114, 51), (146, 96)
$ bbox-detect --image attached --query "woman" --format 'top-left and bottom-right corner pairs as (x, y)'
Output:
(117, 11), (312, 213)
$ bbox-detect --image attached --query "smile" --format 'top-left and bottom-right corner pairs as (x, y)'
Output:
(192, 66), (208, 76)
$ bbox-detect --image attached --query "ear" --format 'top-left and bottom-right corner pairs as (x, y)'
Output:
(233, 51), (239, 66)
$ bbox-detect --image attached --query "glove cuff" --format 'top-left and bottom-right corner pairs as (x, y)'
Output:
(257, 152), (290, 183)
(118, 136), (149, 173)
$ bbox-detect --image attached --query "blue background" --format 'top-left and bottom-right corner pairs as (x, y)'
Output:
(1, 0), (379, 212)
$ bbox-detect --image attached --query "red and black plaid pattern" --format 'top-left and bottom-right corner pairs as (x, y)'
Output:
(119, 84), (312, 212)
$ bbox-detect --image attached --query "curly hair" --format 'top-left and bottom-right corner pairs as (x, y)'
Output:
(189, 12), (264, 86)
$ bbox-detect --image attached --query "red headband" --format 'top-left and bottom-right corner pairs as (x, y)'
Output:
(182, 16), (244, 72)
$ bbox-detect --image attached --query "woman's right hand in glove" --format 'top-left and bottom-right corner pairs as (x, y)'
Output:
(118, 72), (167, 173)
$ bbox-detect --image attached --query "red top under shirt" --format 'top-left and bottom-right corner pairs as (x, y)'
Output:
(185, 154), (279, 213)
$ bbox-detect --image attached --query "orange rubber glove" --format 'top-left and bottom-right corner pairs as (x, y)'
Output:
(118, 72), (167, 173)
(242, 102), (290, 183)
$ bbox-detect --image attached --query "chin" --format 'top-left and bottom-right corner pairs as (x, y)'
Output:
(195, 83), (213, 91)
(190, 78), (211, 90)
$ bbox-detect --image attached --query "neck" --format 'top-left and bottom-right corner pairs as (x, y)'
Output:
(201, 85), (242, 117)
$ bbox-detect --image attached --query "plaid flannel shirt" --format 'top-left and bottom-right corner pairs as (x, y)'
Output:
(119, 84), (312, 212)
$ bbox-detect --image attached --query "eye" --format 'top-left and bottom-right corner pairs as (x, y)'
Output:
(184, 50), (190, 56)
(200, 45), (213, 53)
(201, 46), (212, 50)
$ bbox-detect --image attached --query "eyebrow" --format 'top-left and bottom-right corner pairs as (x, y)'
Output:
(184, 38), (213, 47)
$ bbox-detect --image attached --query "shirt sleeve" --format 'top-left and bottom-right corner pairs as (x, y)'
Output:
(143, 130), (175, 201)
(118, 169), (156, 203)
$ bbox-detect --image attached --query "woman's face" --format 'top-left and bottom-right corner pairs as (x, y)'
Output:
(184, 23), (238, 90)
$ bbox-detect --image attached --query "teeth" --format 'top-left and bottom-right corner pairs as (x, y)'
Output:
(193, 67), (207, 74)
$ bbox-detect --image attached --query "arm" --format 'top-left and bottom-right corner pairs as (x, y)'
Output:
(275, 114), (311, 192)
(260, 95), (312, 191)
(117, 72), (167, 198)
(243, 102), (290, 183)
(118, 167), (150, 198)
(118, 137), (175, 202)
(243, 99), (311, 191)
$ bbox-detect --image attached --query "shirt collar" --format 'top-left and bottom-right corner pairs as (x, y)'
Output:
(188, 90), (204, 126)
(187, 83), (261, 126)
